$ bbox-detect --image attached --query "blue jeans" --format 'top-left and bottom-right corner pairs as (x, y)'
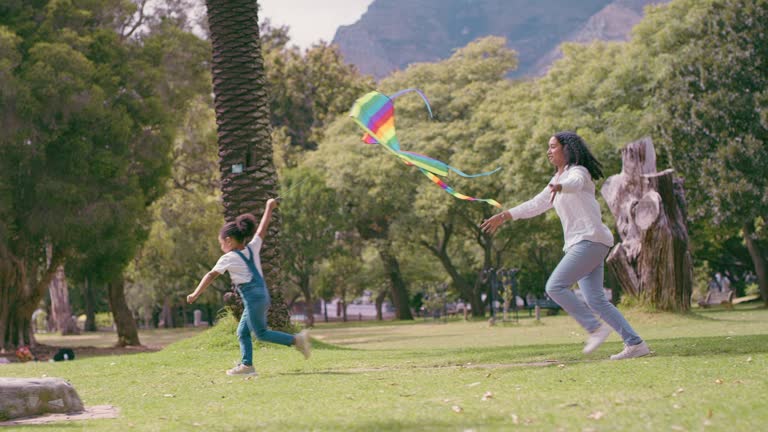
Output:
(545, 240), (643, 346)
(237, 282), (294, 366)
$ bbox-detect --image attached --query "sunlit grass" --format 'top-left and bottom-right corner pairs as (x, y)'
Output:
(3, 305), (766, 431)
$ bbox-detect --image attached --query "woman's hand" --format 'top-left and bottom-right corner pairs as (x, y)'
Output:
(480, 211), (510, 235)
(266, 198), (278, 210)
(548, 183), (562, 203)
(186, 293), (197, 304)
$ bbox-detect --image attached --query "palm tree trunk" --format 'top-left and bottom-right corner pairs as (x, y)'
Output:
(205, 0), (291, 330)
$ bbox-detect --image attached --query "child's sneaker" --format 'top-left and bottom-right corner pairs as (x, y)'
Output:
(294, 330), (311, 359)
(583, 324), (612, 354)
(610, 341), (651, 360)
(226, 363), (257, 376)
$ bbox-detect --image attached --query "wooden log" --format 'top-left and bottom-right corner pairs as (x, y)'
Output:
(600, 138), (693, 311)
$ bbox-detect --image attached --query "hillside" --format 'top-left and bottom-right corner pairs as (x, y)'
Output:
(333, 0), (670, 79)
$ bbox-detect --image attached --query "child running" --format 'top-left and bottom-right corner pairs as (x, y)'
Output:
(187, 198), (311, 375)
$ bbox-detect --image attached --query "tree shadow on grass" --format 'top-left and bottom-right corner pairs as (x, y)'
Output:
(647, 334), (768, 357)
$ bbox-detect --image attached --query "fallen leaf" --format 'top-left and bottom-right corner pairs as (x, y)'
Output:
(452, 405), (463, 413)
(746, 357), (753, 362)
(481, 391), (493, 401)
(558, 364), (566, 369)
(467, 382), (481, 387)
(670, 426), (685, 431)
(703, 419), (712, 427)
(707, 409), (713, 419)
(510, 414), (519, 424)
(673, 404), (681, 409)
(714, 379), (724, 384)
(163, 394), (175, 398)
(485, 373), (492, 378)
(676, 388), (685, 394)
(587, 411), (605, 420)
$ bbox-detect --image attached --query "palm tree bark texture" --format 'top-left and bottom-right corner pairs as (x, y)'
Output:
(205, 0), (291, 329)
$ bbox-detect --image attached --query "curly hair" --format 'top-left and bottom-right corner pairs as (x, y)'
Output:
(553, 131), (604, 180)
(219, 213), (258, 243)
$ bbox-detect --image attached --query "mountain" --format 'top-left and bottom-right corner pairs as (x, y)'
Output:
(332, 0), (671, 79)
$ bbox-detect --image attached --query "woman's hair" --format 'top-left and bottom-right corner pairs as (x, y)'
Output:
(219, 213), (258, 243)
(553, 131), (604, 180)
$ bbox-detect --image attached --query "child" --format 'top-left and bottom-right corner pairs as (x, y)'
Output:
(187, 198), (311, 376)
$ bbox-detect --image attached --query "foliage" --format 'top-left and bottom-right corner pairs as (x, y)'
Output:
(261, 20), (374, 168)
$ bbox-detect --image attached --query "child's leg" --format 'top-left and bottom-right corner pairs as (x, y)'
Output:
(578, 262), (643, 346)
(545, 241), (604, 333)
(249, 297), (295, 346)
(237, 309), (254, 365)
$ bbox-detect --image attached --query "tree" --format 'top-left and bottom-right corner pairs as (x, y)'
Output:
(279, 168), (342, 327)
(644, 0), (768, 305)
(0, 1), (208, 348)
(205, 0), (290, 329)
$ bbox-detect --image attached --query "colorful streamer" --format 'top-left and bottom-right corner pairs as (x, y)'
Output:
(349, 89), (502, 207)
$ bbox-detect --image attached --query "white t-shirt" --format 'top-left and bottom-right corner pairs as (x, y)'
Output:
(211, 235), (264, 285)
(506, 165), (614, 252)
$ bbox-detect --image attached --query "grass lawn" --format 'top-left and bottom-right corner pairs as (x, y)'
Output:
(34, 328), (207, 350)
(2, 305), (767, 431)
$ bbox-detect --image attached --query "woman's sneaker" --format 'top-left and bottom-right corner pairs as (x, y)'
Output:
(583, 324), (612, 354)
(226, 363), (257, 376)
(610, 341), (651, 360)
(294, 330), (312, 359)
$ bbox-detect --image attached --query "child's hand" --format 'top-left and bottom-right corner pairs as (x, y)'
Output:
(266, 198), (278, 210)
(186, 293), (197, 304)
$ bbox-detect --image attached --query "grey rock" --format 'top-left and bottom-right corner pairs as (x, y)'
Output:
(0, 378), (84, 420)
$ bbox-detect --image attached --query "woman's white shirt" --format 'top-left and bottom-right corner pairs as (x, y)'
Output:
(506, 165), (614, 251)
(211, 235), (264, 285)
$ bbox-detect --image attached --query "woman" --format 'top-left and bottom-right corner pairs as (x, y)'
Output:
(481, 132), (649, 360)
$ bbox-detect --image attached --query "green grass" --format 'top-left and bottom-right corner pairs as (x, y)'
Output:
(34, 328), (206, 349)
(3, 306), (767, 431)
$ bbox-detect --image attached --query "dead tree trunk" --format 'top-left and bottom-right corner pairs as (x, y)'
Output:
(600, 137), (693, 312)
(48, 265), (79, 335)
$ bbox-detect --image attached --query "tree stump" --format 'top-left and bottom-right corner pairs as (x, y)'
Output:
(0, 378), (84, 420)
(600, 137), (693, 311)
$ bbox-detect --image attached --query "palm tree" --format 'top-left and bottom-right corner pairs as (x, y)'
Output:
(205, 0), (291, 329)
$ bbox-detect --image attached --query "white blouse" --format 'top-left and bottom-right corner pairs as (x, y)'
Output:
(211, 235), (265, 285)
(506, 165), (614, 252)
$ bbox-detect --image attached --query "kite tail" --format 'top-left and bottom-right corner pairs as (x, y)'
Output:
(388, 88), (433, 119)
(447, 165), (502, 178)
(419, 168), (502, 208)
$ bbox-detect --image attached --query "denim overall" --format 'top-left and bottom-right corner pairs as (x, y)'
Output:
(233, 246), (294, 366)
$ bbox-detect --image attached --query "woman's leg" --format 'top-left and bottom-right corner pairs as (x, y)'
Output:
(578, 261), (643, 346)
(545, 241), (606, 333)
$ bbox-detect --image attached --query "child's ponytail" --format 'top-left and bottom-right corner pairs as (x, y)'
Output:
(220, 213), (258, 242)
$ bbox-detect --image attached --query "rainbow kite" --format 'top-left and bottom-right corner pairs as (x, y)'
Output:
(349, 89), (502, 207)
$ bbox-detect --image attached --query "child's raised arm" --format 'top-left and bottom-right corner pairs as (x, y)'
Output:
(255, 198), (278, 240)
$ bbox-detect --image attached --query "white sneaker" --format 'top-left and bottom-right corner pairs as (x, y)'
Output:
(583, 324), (612, 354)
(610, 341), (651, 360)
(226, 363), (257, 376)
(294, 330), (311, 359)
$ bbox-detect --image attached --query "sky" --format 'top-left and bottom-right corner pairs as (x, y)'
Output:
(258, 0), (374, 50)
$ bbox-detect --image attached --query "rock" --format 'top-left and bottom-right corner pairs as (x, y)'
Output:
(0, 378), (84, 420)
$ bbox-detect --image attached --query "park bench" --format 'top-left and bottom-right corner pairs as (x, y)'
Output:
(526, 299), (561, 316)
(697, 290), (734, 309)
